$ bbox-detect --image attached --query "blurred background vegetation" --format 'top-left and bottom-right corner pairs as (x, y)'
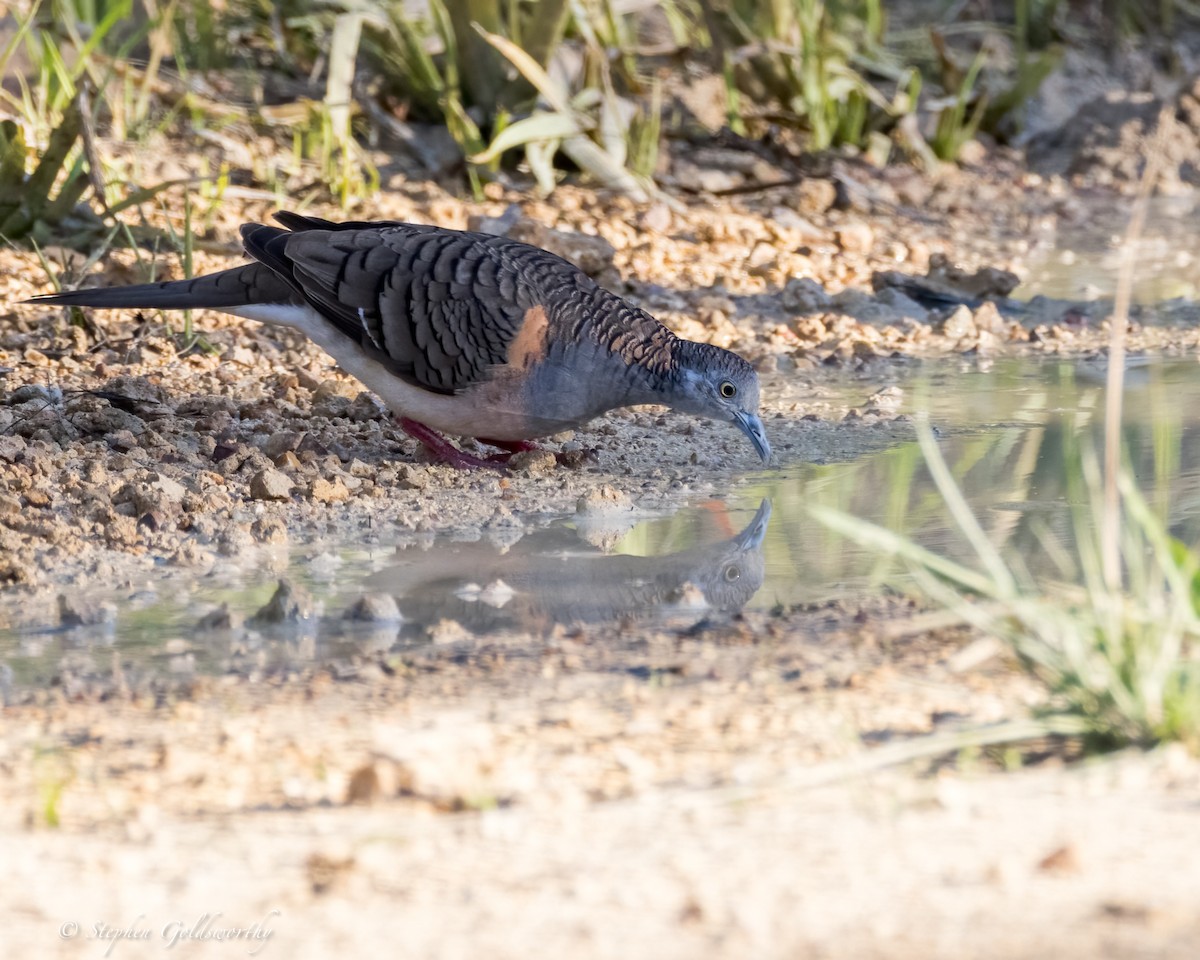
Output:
(1, 0), (1199, 242)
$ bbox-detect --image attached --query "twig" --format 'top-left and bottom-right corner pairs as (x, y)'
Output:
(76, 79), (110, 217)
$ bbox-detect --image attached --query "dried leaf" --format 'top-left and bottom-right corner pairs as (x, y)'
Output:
(473, 24), (572, 114)
(470, 111), (582, 164)
(526, 138), (560, 196)
(561, 136), (649, 202)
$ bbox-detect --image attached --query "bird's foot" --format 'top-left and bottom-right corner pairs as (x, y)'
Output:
(480, 437), (593, 469)
(397, 418), (508, 471)
(477, 438), (542, 455)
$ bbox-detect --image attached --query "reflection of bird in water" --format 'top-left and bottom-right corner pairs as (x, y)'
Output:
(363, 499), (772, 635)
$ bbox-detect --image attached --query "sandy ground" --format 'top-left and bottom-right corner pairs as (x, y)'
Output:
(13, 760), (1200, 960)
(4, 613), (1199, 960)
(4, 129), (1200, 957)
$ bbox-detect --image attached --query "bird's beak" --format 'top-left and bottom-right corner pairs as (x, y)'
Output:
(733, 499), (773, 550)
(735, 412), (771, 463)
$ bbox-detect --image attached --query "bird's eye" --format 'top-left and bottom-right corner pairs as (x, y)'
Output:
(724, 565), (741, 582)
(719, 381), (737, 399)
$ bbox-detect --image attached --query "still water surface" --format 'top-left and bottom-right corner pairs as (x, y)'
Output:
(4, 354), (1200, 689)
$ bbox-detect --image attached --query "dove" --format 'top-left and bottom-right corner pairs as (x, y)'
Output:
(25, 212), (771, 468)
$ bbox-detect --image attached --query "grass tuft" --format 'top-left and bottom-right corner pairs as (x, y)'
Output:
(811, 118), (1200, 755)
(5, 0), (1195, 218)
(812, 422), (1200, 753)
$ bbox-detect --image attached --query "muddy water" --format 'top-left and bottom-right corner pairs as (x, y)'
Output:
(3, 356), (1200, 689)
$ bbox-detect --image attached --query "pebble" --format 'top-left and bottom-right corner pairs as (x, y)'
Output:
(674, 160), (742, 193)
(152, 475), (187, 503)
(10, 385), (60, 406)
(249, 579), (314, 625)
(217, 526), (255, 557)
(107, 430), (139, 452)
(310, 477), (351, 503)
(747, 242), (777, 270)
(957, 138), (988, 166)
(976, 328), (1001, 356)
(836, 221), (875, 254)
(250, 469), (293, 501)
(312, 394), (353, 419)
(349, 393), (386, 421)
(576, 485), (632, 515)
(941, 305), (979, 341)
(865, 386), (905, 416)
(0, 435), (27, 462)
(58, 594), (117, 627)
(313, 379), (359, 402)
(427, 618), (472, 644)
(790, 178), (838, 214)
(23, 489), (51, 508)
(251, 516), (289, 544)
(395, 465), (429, 490)
(638, 202), (672, 234)
(467, 204), (522, 236)
(262, 431), (303, 459)
(508, 450), (557, 475)
(344, 593), (403, 623)
(972, 300), (1008, 335)
(535, 227), (616, 277)
(782, 278), (832, 314)
(874, 287), (930, 323)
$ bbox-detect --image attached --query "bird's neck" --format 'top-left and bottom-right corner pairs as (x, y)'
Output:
(532, 297), (686, 421)
(584, 300), (684, 403)
(610, 330), (686, 408)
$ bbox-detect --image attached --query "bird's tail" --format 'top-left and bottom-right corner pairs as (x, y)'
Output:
(22, 259), (296, 312)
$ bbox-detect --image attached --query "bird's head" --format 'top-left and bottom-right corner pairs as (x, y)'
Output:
(670, 340), (771, 463)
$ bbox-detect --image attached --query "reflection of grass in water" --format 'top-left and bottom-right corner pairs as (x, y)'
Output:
(734, 357), (1200, 609)
(614, 512), (708, 558)
(815, 419), (1200, 752)
(736, 426), (1051, 603)
(732, 361), (1060, 600)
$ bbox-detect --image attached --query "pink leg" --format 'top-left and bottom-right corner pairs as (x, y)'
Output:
(397, 418), (508, 471)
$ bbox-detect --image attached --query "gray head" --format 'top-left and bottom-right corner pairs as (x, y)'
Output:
(670, 340), (771, 463)
(679, 498), (772, 610)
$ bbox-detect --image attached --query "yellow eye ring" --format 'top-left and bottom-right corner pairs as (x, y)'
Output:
(719, 381), (737, 399)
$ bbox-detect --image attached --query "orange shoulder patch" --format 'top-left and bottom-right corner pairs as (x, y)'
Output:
(508, 304), (550, 369)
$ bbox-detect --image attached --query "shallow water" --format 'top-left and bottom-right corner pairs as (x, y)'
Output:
(3, 354), (1200, 690)
(1016, 196), (1200, 303)
(746, 356), (1200, 605)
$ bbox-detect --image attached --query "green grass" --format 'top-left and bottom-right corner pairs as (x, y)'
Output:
(808, 129), (1198, 756)
(6, 0), (1200, 220)
(812, 420), (1200, 753)
(32, 746), (74, 829)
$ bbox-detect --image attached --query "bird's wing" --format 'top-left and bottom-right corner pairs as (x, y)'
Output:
(245, 214), (585, 396)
